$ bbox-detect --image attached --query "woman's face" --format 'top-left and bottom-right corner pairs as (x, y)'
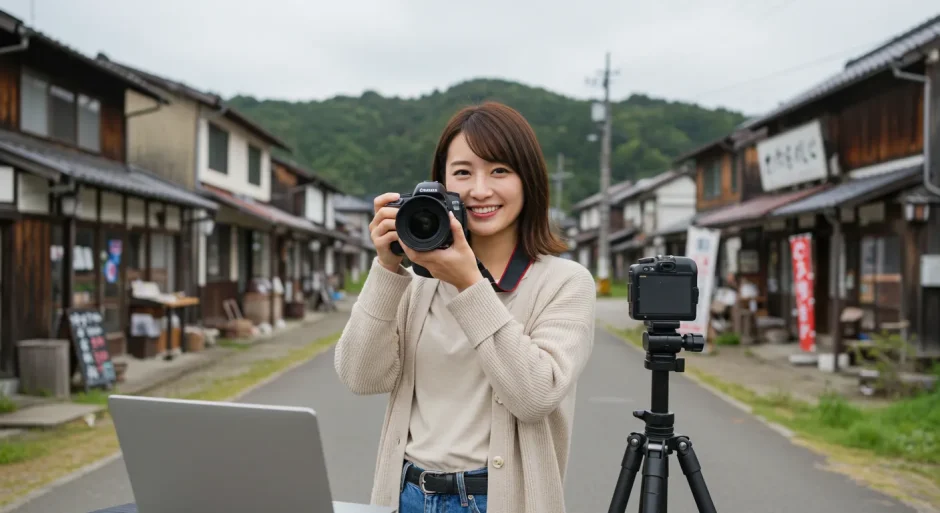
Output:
(444, 132), (524, 239)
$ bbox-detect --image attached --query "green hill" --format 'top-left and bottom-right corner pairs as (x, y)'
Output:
(227, 78), (745, 207)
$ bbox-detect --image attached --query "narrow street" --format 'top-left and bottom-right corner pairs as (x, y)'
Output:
(8, 309), (911, 513)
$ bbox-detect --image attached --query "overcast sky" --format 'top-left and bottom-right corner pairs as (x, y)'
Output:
(2, 0), (937, 116)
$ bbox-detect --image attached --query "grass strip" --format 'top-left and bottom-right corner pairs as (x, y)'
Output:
(609, 327), (940, 509)
(0, 331), (341, 509)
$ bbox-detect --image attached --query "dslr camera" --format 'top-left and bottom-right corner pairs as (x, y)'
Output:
(388, 181), (469, 255)
(627, 255), (699, 322)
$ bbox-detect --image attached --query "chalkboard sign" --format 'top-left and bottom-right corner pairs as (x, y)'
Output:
(62, 308), (116, 391)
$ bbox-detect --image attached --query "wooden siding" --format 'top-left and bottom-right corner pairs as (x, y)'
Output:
(830, 78), (923, 170)
(0, 54), (18, 130)
(100, 102), (125, 162)
(11, 218), (53, 341)
(696, 152), (741, 211)
(15, 39), (128, 162)
(768, 71), (924, 172)
(199, 280), (239, 324)
(739, 144), (765, 200)
(271, 161), (300, 214)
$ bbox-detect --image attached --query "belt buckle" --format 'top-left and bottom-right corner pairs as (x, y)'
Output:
(418, 470), (445, 494)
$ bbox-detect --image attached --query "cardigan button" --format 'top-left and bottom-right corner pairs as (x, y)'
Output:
(493, 456), (504, 469)
(495, 394), (503, 405)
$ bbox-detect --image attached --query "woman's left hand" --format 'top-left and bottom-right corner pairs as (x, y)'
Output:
(402, 212), (485, 292)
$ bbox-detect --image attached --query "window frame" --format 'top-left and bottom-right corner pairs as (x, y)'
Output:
(19, 68), (102, 153)
(247, 144), (262, 186)
(208, 122), (229, 174)
(703, 159), (722, 199)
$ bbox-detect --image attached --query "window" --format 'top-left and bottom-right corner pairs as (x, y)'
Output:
(251, 231), (270, 278)
(208, 123), (229, 173)
(860, 235), (901, 306)
(100, 232), (124, 333)
(19, 70), (101, 152)
(150, 233), (177, 292)
(206, 225), (231, 282)
(78, 96), (101, 152)
(703, 160), (721, 199)
(731, 155), (741, 194)
(248, 145), (262, 186)
(49, 85), (76, 143)
(73, 225), (97, 308)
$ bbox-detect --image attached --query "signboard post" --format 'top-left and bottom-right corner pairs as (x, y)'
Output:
(789, 233), (817, 352)
(60, 308), (117, 391)
(680, 226), (721, 343)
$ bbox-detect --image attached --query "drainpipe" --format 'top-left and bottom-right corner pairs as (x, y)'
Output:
(891, 57), (940, 196)
(0, 24), (29, 55)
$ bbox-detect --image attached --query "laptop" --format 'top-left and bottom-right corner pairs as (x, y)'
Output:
(109, 395), (396, 513)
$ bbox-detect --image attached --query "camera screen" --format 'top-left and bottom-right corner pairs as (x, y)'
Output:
(636, 274), (694, 317)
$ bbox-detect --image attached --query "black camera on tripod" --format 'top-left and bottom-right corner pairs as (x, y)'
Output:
(627, 255), (700, 323)
(609, 255), (716, 513)
(388, 181), (469, 255)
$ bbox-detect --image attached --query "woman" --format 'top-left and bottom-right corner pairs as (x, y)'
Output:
(334, 101), (596, 513)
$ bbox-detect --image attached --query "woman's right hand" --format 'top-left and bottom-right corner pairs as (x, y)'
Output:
(370, 192), (403, 272)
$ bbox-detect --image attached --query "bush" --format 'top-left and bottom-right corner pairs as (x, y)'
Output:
(714, 332), (740, 346)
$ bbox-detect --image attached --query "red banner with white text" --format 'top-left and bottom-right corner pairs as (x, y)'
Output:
(789, 233), (816, 352)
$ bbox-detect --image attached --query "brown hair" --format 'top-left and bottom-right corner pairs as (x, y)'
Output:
(431, 101), (568, 261)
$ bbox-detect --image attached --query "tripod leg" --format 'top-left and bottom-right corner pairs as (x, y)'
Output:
(675, 437), (717, 513)
(638, 441), (668, 513)
(607, 434), (645, 513)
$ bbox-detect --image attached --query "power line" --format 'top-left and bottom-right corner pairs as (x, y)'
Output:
(688, 38), (885, 101)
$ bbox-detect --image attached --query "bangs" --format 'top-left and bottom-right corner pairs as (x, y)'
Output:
(459, 112), (521, 171)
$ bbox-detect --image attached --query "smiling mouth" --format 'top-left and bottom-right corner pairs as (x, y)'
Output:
(469, 206), (501, 214)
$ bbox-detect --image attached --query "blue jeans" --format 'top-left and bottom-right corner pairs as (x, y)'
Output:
(398, 461), (488, 513)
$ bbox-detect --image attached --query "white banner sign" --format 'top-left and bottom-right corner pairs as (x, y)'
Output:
(680, 226), (721, 341)
(757, 119), (828, 191)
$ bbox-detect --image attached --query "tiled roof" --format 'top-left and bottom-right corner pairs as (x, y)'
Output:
(772, 165), (922, 217)
(0, 129), (217, 210)
(571, 180), (634, 211)
(199, 184), (327, 236)
(95, 54), (291, 151)
(610, 169), (686, 204)
(271, 156), (343, 194)
(695, 185), (827, 228)
(743, 14), (940, 129)
(0, 9), (169, 104)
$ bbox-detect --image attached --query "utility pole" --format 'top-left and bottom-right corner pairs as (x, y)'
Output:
(550, 152), (573, 212)
(588, 52), (617, 295)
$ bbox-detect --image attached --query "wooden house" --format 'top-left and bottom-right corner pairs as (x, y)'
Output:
(92, 54), (324, 330)
(0, 10), (219, 377)
(270, 156), (357, 312)
(678, 14), (940, 357)
(568, 179), (632, 274)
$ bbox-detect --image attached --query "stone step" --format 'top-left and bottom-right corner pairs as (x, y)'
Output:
(0, 402), (105, 429)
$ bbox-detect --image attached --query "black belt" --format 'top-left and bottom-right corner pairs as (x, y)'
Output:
(405, 465), (488, 495)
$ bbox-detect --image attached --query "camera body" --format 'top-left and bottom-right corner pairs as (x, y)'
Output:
(388, 181), (469, 255)
(628, 255), (699, 322)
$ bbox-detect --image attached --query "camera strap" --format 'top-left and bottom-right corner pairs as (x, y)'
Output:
(476, 244), (532, 293)
(410, 244), (531, 292)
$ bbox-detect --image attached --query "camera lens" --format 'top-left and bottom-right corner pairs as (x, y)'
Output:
(395, 196), (450, 251)
(409, 209), (439, 240)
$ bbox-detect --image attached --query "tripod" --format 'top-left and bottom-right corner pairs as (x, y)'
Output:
(608, 321), (717, 513)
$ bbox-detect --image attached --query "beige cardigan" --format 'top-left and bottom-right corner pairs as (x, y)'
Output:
(334, 255), (596, 513)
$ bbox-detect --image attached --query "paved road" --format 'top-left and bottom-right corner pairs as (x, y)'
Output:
(9, 316), (911, 513)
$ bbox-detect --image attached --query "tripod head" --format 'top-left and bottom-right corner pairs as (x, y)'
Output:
(642, 321), (706, 374)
